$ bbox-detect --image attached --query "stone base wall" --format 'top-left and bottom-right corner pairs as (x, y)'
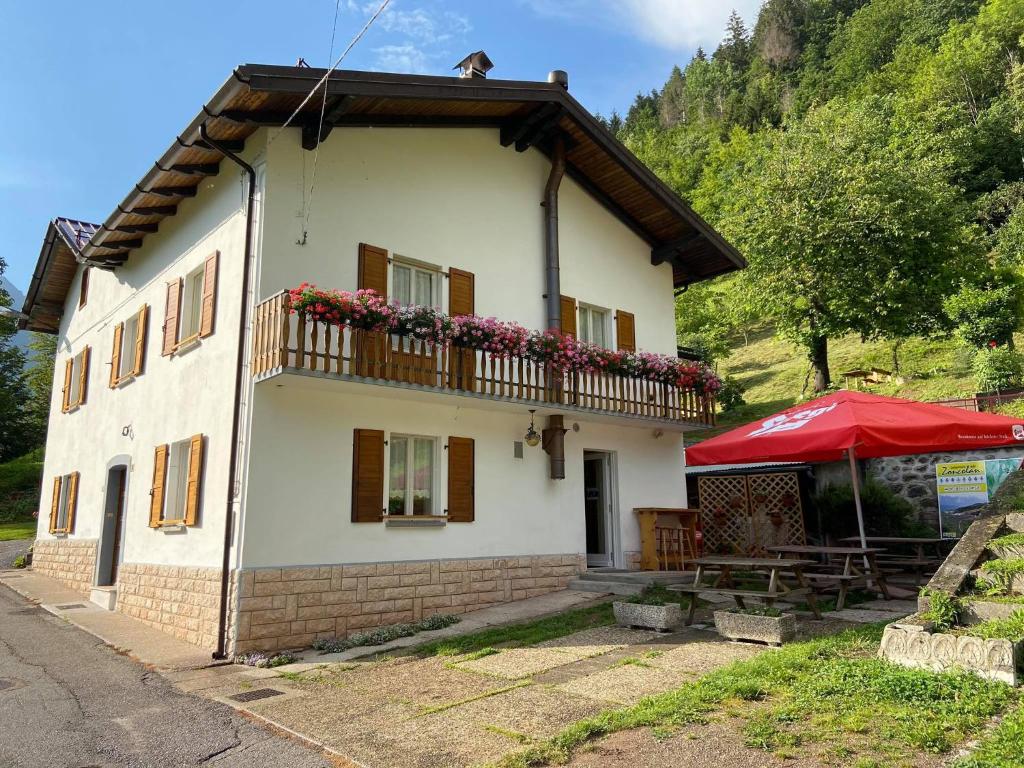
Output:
(866, 447), (1024, 531)
(31, 538), (97, 595)
(116, 563), (222, 649)
(233, 553), (585, 654)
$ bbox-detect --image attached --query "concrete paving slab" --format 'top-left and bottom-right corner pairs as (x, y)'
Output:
(555, 662), (690, 705)
(443, 681), (607, 739)
(856, 599), (918, 614)
(456, 647), (583, 679)
(0, 568), (212, 671)
(824, 607), (912, 623)
(534, 625), (662, 657)
(645, 637), (764, 675)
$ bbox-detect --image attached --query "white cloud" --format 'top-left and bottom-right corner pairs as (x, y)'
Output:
(342, 1), (473, 74)
(523, 0), (762, 50)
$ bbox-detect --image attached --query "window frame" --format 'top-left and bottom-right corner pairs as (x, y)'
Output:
(391, 256), (442, 309)
(118, 312), (140, 381)
(161, 438), (193, 525)
(78, 267), (90, 308)
(54, 474), (72, 532)
(66, 348), (88, 410)
(177, 265), (205, 343)
(386, 433), (438, 517)
(578, 303), (611, 348)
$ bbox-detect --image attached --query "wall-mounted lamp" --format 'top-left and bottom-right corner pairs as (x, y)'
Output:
(524, 410), (541, 447)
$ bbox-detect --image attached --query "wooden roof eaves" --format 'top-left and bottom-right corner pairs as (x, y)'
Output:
(20, 220), (68, 333)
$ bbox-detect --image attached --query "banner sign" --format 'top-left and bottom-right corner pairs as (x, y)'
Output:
(936, 457), (1024, 537)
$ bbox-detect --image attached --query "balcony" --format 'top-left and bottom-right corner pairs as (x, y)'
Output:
(251, 291), (715, 427)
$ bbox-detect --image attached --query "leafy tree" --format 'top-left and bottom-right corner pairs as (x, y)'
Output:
(704, 95), (982, 390)
(715, 10), (753, 71)
(0, 261), (34, 461)
(944, 280), (1021, 348)
(24, 332), (56, 446)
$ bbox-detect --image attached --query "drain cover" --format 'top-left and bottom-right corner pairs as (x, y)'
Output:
(55, 603), (87, 610)
(229, 688), (285, 703)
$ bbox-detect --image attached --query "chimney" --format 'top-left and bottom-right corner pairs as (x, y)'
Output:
(454, 50), (494, 79)
(547, 70), (569, 90)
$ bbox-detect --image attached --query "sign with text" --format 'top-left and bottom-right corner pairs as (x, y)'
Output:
(936, 457), (1024, 537)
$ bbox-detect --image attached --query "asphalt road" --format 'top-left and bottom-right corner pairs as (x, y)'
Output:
(0, 584), (334, 768)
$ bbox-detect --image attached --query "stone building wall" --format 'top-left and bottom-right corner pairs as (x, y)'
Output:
(865, 447), (1024, 530)
(232, 553), (585, 654)
(31, 538), (97, 595)
(115, 563), (223, 649)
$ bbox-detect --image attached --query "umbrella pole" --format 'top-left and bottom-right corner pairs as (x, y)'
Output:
(849, 449), (871, 571)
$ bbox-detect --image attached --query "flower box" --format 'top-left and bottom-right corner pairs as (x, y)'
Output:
(714, 609), (796, 646)
(613, 601), (682, 632)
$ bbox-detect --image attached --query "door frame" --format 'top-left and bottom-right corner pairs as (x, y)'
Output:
(583, 450), (621, 569)
(95, 456), (131, 587)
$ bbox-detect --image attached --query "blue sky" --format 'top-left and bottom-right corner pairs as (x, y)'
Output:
(0, 0), (760, 294)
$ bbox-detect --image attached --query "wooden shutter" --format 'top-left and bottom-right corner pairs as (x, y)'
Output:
(149, 444), (168, 527)
(199, 251), (218, 338)
(615, 310), (636, 352)
(65, 472), (80, 533)
(162, 278), (181, 355)
(109, 322), (124, 388)
(49, 476), (62, 533)
(351, 429), (384, 522)
(559, 295), (577, 337)
(61, 359), (73, 413)
(358, 243), (389, 299)
(77, 346), (90, 406)
(448, 268), (475, 316)
(446, 437), (475, 523)
(184, 434), (204, 526)
(132, 304), (149, 376)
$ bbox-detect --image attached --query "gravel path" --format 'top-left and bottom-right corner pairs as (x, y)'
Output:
(0, 538), (31, 569)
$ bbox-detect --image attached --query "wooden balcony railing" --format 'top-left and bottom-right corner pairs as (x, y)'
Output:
(251, 291), (715, 425)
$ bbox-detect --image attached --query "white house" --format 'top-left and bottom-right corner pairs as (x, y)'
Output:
(20, 60), (744, 656)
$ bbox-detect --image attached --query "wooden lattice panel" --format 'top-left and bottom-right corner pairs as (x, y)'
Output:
(748, 473), (806, 553)
(698, 475), (754, 555)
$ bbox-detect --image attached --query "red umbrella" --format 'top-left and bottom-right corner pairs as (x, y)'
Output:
(686, 390), (1024, 545)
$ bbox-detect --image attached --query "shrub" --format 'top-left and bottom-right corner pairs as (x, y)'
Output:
(716, 375), (746, 412)
(920, 589), (960, 631)
(978, 558), (1024, 596)
(813, 479), (935, 539)
(944, 282), (1020, 349)
(623, 584), (686, 606)
(972, 346), (1024, 391)
(312, 614), (461, 654)
(236, 650), (298, 668)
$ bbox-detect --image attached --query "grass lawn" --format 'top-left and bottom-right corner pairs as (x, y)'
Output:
(414, 602), (617, 657)
(0, 520), (36, 541)
(493, 624), (1022, 768)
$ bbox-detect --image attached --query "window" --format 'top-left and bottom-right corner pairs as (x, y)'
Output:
(79, 267), (90, 308)
(111, 305), (147, 387)
(578, 304), (609, 348)
(163, 439), (193, 523)
(119, 314), (139, 379)
(388, 435), (435, 515)
(48, 472), (79, 534)
(179, 266), (205, 340)
(392, 259), (440, 308)
(62, 347), (90, 412)
(54, 475), (71, 530)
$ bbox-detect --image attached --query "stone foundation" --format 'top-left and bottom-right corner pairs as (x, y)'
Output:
(116, 563), (222, 649)
(31, 538), (97, 595)
(233, 553), (585, 653)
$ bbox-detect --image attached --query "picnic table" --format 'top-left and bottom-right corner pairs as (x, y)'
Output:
(767, 545), (891, 609)
(668, 555), (822, 625)
(837, 536), (949, 582)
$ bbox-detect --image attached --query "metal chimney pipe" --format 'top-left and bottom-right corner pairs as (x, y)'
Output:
(543, 136), (566, 331)
(548, 70), (569, 90)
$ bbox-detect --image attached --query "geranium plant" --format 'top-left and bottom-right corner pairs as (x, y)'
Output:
(285, 284), (721, 395)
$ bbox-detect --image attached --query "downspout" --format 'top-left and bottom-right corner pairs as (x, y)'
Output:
(543, 136), (566, 331)
(200, 123), (256, 660)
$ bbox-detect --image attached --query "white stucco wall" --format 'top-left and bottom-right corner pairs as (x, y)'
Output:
(240, 380), (686, 568)
(256, 127), (677, 355)
(35, 144), (260, 570)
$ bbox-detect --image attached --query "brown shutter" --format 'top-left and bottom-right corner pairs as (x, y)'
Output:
(61, 359), (73, 413)
(49, 476), (62, 533)
(358, 243), (388, 299)
(184, 434), (204, 526)
(150, 444), (168, 527)
(65, 472), (80, 533)
(559, 295), (577, 337)
(351, 429), (384, 522)
(448, 268), (475, 316)
(446, 437), (475, 522)
(109, 322), (124, 388)
(132, 304), (149, 376)
(162, 279), (181, 356)
(615, 310), (636, 352)
(199, 251), (218, 338)
(77, 346), (90, 406)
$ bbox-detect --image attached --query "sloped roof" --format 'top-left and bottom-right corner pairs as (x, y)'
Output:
(20, 217), (98, 332)
(22, 64), (746, 332)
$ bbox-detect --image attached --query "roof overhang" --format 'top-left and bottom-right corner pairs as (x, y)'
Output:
(24, 64), (746, 332)
(20, 218), (98, 332)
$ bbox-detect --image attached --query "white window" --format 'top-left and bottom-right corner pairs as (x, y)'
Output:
(162, 439), (193, 523)
(578, 304), (609, 348)
(54, 474), (73, 531)
(69, 349), (87, 405)
(388, 435), (436, 516)
(178, 266), (205, 340)
(119, 313), (139, 379)
(392, 259), (440, 308)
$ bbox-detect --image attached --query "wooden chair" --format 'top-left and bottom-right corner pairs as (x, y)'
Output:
(655, 514), (696, 571)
